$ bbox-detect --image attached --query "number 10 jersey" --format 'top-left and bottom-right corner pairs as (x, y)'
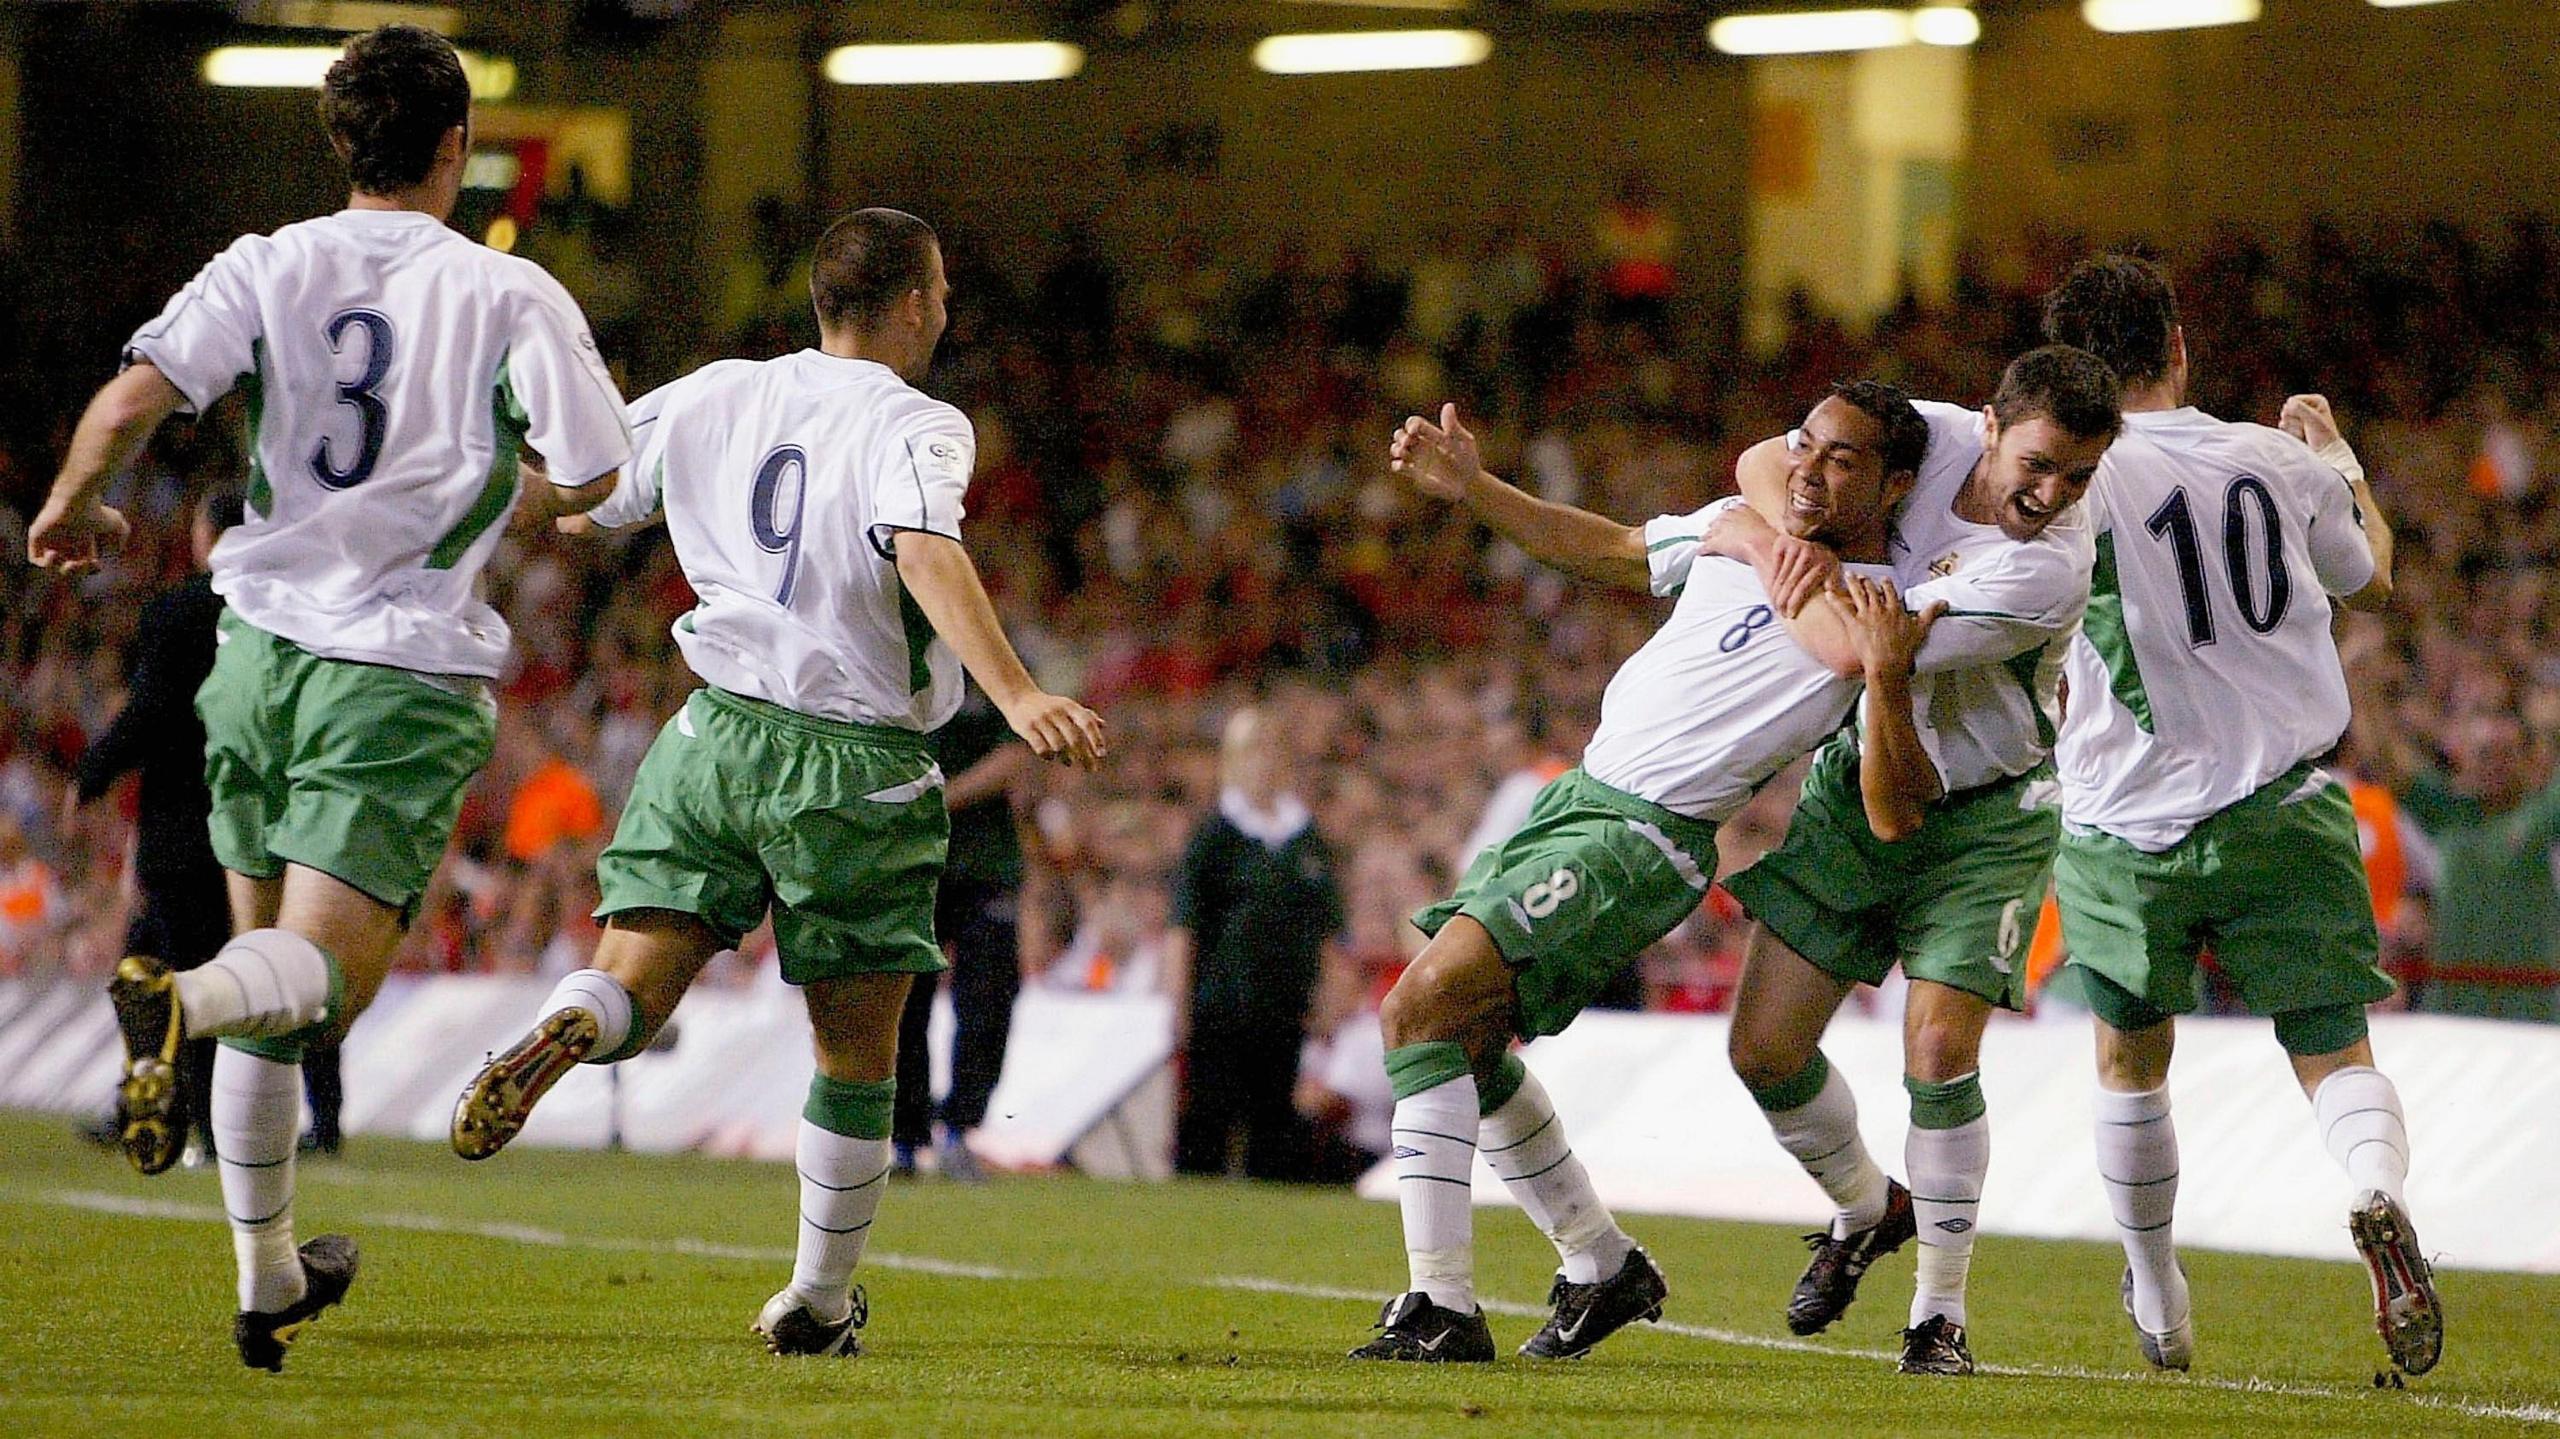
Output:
(2055, 407), (2377, 851)
(123, 208), (632, 678)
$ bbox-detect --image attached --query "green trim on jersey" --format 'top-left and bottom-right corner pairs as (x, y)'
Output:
(1646, 533), (1701, 553)
(241, 338), (272, 517)
(2082, 530), (2155, 731)
(897, 584), (935, 696)
(2003, 644), (2057, 749)
(429, 352), (526, 570)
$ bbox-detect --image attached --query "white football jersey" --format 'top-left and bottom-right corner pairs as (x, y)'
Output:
(592, 351), (974, 732)
(124, 209), (631, 677)
(1887, 401), (2096, 793)
(1582, 499), (1883, 823)
(2056, 407), (2375, 851)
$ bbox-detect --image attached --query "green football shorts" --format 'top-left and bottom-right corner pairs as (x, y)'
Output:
(1726, 732), (2058, 1011)
(596, 686), (950, 985)
(1412, 767), (1716, 1038)
(2054, 760), (2388, 1050)
(197, 611), (496, 914)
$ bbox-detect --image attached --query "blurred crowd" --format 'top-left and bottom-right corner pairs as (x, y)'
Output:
(7, 204), (2560, 1038)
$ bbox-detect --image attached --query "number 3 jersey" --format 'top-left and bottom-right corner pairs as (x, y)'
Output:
(590, 351), (975, 733)
(2055, 407), (2376, 851)
(123, 209), (632, 678)
(1581, 498), (1886, 823)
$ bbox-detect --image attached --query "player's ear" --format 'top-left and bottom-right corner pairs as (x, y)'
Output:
(1882, 465), (1918, 511)
(438, 124), (467, 169)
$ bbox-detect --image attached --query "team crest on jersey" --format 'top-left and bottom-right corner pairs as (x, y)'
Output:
(928, 440), (961, 463)
(1928, 551), (1964, 579)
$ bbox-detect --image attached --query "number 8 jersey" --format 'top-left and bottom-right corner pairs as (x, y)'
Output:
(2055, 407), (2377, 851)
(123, 209), (632, 678)
(589, 350), (976, 733)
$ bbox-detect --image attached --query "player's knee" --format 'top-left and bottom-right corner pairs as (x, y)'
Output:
(1903, 1017), (1983, 1084)
(1378, 973), (1459, 1050)
(1727, 1020), (1803, 1092)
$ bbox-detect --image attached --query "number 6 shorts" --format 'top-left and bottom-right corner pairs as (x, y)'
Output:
(595, 687), (950, 985)
(1411, 767), (1719, 1038)
(1725, 731), (2059, 1011)
(198, 611), (498, 918)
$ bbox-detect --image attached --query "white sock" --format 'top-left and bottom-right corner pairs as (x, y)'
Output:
(1392, 1074), (1480, 1312)
(1908, 1114), (1989, 1328)
(213, 1047), (307, 1313)
(2095, 1084), (2188, 1332)
(1480, 1065), (1633, 1284)
(538, 969), (635, 1061)
(1761, 1062), (1890, 1239)
(2311, 1065), (2410, 1206)
(174, 929), (335, 1039)
(786, 1119), (892, 1323)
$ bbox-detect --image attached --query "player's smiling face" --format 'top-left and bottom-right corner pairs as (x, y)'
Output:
(1978, 411), (2111, 541)
(1782, 397), (1896, 546)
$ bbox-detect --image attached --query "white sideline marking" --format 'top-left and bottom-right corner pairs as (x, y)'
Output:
(25, 1188), (2555, 1427)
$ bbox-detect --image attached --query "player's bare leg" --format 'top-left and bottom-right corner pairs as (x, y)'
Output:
(451, 908), (725, 1159)
(2093, 1014), (2191, 1369)
(2293, 1035), (2439, 1376)
(1729, 925), (1913, 1336)
(1897, 979), (1992, 1375)
(757, 972), (915, 1357)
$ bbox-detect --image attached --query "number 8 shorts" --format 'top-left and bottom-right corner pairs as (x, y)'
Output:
(1412, 767), (1720, 1038)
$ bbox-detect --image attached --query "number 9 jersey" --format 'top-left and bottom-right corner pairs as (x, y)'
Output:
(122, 209), (632, 679)
(2055, 408), (2378, 851)
(590, 350), (976, 734)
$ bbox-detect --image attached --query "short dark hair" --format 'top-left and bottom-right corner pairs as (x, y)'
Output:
(2040, 254), (2179, 389)
(811, 208), (940, 333)
(1990, 345), (2123, 441)
(319, 25), (471, 195)
(1826, 378), (1929, 477)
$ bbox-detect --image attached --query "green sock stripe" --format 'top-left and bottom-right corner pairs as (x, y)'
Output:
(218, 1033), (306, 1065)
(804, 1074), (897, 1139)
(1905, 1072), (1987, 1130)
(1745, 1050), (1833, 1113)
(593, 1023), (650, 1066)
(1384, 1041), (1473, 1102)
(1476, 1051), (1528, 1116)
(318, 948), (345, 1030)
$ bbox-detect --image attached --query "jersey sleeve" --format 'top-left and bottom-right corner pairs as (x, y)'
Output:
(2296, 444), (2377, 597)
(1642, 497), (1744, 598)
(122, 237), (268, 414)
(585, 376), (682, 530)
(504, 265), (632, 488)
(866, 407), (975, 560)
(1903, 532), (2092, 674)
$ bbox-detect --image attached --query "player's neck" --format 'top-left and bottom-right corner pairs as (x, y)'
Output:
(2118, 379), (2182, 414)
(818, 329), (919, 380)
(1835, 527), (1891, 564)
(343, 187), (455, 222)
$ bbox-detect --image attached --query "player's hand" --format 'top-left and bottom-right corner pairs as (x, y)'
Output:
(1837, 574), (1944, 680)
(1762, 533), (1840, 619)
(2279, 393), (2342, 451)
(555, 512), (597, 538)
(26, 495), (131, 575)
(1389, 403), (1484, 504)
(1002, 691), (1110, 771)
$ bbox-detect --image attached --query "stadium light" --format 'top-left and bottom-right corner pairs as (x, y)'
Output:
(1251, 29), (1494, 73)
(822, 42), (1085, 85)
(1707, 8), (1981, 56)
(2081, 0), (2260, 33)
(202, 45), (517, 99)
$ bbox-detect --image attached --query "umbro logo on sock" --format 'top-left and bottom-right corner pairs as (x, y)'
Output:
(1936, 1217), (1974, 1234)
(1393, 1145), (1424, 1160)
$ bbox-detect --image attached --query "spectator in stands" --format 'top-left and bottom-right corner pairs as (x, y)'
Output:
(1165, 706), (1347, 1181)
(2396, 713), (2560, 1021)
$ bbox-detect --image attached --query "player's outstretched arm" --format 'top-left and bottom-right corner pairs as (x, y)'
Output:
(2282, 393), (2393, 611)
(893, 530), (1107, 770)
(1389, 403), (1650, 592)
(27, 365), (186, 574)
(1838, 575), (1946, 842)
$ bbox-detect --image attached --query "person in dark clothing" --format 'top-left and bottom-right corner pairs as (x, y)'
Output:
(893, 681), (1042, 1181)
(71, 489), (343, 1159)
(1167, 706), (1347, 1181)
(72, 490), (234, 1161)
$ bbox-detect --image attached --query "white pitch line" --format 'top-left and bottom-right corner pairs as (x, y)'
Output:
(24, 1188), (2556, 1427)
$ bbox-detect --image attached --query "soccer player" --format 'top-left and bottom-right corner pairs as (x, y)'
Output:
(2040, 254), (2437, 1376)
(448, 208), (1107, 1359)
(1708, 346), (2122, 1375)
(1355, 383), (1945, 1363)
(27, 25), (630, 1372)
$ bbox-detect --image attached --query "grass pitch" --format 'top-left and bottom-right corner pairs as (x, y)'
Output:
(1, 1112), (2553, 1437)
